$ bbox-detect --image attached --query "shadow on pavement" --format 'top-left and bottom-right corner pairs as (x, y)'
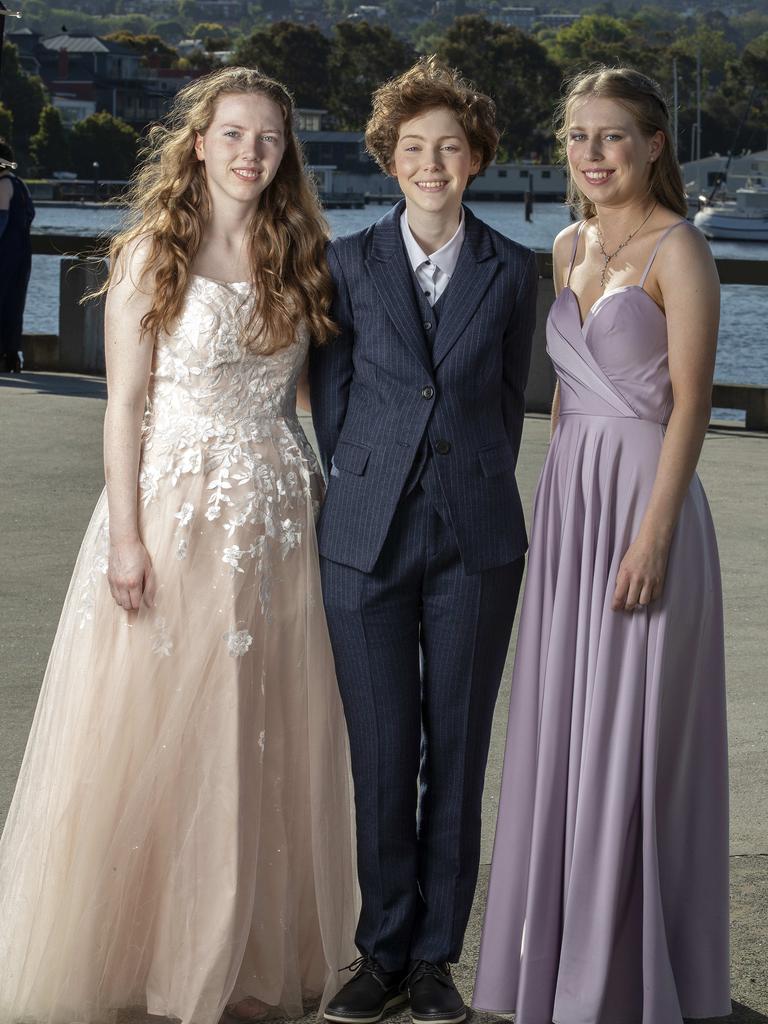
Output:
(691, 1003), (768, 1023)
(0, 372), (106, 400)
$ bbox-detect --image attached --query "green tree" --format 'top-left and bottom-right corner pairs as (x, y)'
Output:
(545, 15), (638, 72)
(104, 32), (178, 66)
(151, 19), (187, 44)
(30, 105), (73, 177)
(328, 21), (416, 130)
(434, 16), (562, 158)
(71, 112), (138, 179)
(233, 21), (331, 108)
(0, 42), (47, 154)
(192, 21), (230, 47)
(0, 103), (13, 146)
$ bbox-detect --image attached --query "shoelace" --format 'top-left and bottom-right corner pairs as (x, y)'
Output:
(401, 960), (453, 991)
(339, 954), (390, 990)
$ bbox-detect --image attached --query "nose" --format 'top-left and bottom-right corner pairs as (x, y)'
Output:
(423, 147), (443, 169)
(584, 135), (604, 161)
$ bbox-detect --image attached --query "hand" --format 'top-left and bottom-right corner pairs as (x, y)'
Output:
(107, 538), (155, 611)
(611, 534), (670, 612)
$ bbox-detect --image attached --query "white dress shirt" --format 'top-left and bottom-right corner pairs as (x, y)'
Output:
(399, 210), (465, 307)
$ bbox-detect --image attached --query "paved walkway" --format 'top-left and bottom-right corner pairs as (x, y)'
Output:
(0, 372), (766, 1022)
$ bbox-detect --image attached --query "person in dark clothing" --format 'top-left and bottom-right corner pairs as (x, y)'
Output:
(0, 137), (35, 373)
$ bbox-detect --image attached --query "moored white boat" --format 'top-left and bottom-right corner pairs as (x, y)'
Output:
(694, 186), (768, 241)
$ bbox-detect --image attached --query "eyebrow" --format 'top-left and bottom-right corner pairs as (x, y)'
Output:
(219, 122), (283, 133)
(568, 125), (627, 132)
(399, 134), (463, 142)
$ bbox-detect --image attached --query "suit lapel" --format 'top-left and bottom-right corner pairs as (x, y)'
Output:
(366, 201), (432, 375)
(431, 208), (501, 369)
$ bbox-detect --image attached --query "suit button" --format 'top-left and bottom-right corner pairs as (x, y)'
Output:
(435, 439), (451, 455)
(421, 386), (435, 400)
(424, 321), (433, 332)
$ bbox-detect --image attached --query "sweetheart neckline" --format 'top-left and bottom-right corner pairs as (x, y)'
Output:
(190, 273), (251, 288)
(560, 284), (665, 332)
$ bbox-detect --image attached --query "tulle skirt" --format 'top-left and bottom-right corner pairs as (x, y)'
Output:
(0, 444), (358, 1024)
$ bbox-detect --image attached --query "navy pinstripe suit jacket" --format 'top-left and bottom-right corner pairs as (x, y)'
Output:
(309, 200), (538, 575)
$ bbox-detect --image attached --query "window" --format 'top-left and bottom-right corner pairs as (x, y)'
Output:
(497, 169), (507, 178)
(520, 169), (529, 178)
(542, 170), (551, 178)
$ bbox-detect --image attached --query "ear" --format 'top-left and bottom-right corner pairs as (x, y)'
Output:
(194, 131), (205, 162)
(648, 130), (664, 164)
(469, 149), (482, 176)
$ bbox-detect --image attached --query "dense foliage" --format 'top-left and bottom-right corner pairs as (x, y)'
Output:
(2, 2), (767, 173)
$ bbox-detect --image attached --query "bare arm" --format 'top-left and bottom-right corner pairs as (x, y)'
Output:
(612, 225), (719, 611)
(549, 226), (575, 440)
(296, 355), (311, 413)
(103, 240), (157, 610)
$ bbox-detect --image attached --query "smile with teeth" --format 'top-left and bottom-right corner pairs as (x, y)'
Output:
(583, 169), (614, 184)
(416, 180), (448, 191)
(232, 168), (261, 181)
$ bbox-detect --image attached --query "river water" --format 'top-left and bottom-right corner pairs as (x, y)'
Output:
(27, 202), (768, 416)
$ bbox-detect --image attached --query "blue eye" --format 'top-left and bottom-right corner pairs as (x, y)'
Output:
(224, 130), (240, 138)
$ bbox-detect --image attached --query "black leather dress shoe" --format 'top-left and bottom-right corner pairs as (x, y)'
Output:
(324, 955), (409, 1024)
(405, 961), (466, 1024)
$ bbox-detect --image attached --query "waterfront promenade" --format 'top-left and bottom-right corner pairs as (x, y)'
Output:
(1, 371), (767, 1022)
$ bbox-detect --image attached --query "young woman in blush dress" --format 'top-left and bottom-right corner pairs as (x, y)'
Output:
(0, 67), (356, 1024)
(473, 67), (730, 1024)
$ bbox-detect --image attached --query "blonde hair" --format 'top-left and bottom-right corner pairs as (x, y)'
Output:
(365, 55), (499, 180)
(555, 65), (687, 219)
(101, 66), (336, 351)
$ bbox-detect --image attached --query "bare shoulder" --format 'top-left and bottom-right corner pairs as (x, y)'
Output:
(655, 220), (718, 291)
(110, 233), (156, 297)
(552, 221), (581, 290)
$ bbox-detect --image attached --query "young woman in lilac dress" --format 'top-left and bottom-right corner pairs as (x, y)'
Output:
(474, 67), (730, 1024)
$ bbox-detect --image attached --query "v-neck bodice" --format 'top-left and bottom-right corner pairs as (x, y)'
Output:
(546, 220), (689, 425)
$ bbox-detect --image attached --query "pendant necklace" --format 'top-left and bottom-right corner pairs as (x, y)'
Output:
(596, 202), (657, 288)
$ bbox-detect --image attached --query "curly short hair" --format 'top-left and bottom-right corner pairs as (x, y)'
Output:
(365, 56), (499, 180)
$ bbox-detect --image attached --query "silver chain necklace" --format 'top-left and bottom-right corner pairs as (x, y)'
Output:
(596, 202), (657, 288)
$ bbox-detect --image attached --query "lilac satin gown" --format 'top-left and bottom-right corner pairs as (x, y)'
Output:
(473, 221), (730, 1024)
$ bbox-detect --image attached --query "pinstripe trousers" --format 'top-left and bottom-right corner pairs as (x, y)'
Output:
(321, 480), (524, 970)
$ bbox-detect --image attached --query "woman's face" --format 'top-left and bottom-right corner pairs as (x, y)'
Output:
(566, 96), (663, 209)
(195, 91), (287, 208)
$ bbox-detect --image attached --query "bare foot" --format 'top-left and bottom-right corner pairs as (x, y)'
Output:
(224, 997), (269, 1021)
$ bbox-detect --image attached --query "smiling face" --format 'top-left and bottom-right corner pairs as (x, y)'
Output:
(566, 96), (664, 210)
(389, 106), (481, 222)
(194, 91), (287, 208)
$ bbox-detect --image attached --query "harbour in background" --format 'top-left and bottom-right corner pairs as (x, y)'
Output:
(25, 201), (768, 420)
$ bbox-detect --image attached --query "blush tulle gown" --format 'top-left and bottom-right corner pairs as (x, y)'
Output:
(0, 276), (358, 1024)
(474, 221), (730, 1024)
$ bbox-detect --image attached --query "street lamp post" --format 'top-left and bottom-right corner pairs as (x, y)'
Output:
(92, 160), (100, 201)
(0, 1), (23, 77)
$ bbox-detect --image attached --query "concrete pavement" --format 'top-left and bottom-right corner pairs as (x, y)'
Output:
(0, 371), (766, 1022)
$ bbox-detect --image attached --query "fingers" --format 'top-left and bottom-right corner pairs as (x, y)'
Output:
(143, 568), (157, 609)
(613, 573), (662, 612)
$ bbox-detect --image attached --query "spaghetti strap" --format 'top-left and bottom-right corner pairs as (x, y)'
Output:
(565, 220), (587, 287)
(639, 219), (689, 286)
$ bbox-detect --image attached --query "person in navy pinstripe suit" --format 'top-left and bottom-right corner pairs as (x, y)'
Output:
(309, 57), (538, 1024)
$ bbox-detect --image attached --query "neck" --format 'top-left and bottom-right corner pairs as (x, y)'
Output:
(205, 194), (260, 254)
(405, 203), (462, 255)
(593, 196), (656, 242)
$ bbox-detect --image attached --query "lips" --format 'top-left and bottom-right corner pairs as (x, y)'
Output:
(416, 180), (448, 191)
(582, 169), (614, 184)
(232, 167), (261, 182)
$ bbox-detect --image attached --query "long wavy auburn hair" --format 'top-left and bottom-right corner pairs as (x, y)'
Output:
(99, 66), (336, 351)
(555, 66), (687, 220)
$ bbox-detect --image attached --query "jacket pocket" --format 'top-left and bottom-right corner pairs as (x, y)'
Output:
(478, 443), (516, 478)
(332, 440), (372, 476)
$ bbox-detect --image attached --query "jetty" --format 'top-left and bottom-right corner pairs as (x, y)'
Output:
(0, 370), (766, 1021)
